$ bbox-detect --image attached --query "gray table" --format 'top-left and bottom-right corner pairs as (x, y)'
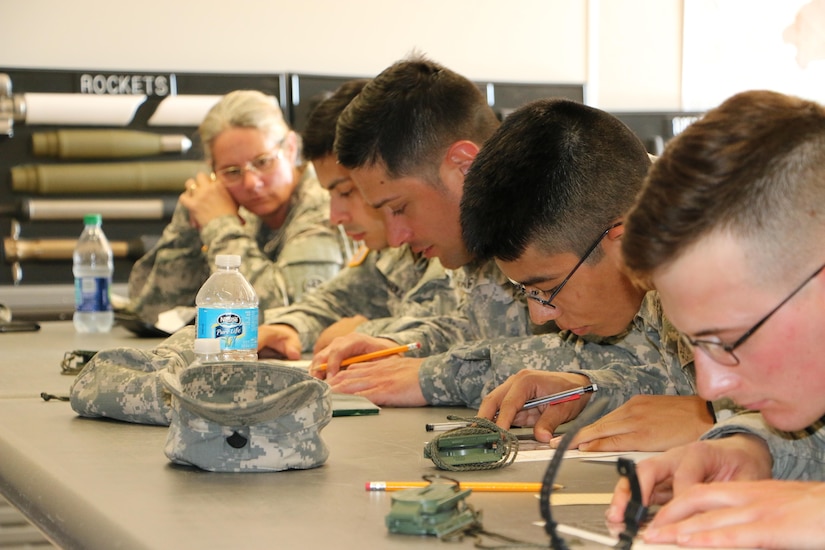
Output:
(0, 322), (622, 549)
(1, 321), (160, 399)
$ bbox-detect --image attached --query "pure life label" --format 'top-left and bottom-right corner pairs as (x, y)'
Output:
(197, 307), (258, 351)
(215, 313), (243, 337)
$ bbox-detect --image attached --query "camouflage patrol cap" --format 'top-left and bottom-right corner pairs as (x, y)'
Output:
(160, 362), (332, 472)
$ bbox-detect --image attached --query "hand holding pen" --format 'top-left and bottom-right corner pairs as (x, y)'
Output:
(475, 372), (599, 441)
(429, 384), (598, 431)
(521, 383), (597, 410)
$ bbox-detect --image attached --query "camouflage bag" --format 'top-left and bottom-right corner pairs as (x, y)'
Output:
(160, 362), (332, 472)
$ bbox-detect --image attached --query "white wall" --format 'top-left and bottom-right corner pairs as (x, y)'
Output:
(1, 0), (685, 110)
(594, 0), (684, 110)
(682, 0), (825, 109)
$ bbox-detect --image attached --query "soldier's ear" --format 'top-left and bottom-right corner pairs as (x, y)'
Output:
(444, 141), (478, 177)
(602, 220), (625, 264)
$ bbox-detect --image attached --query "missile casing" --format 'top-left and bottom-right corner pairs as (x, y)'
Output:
(0, 198), (177, 221)
(32, 129), (192, 159)
(11, 160), (207, 194)
(3, 235), (156, 262)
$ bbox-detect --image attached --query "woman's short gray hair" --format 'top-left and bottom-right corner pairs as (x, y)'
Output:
(199, 90), (288, 162)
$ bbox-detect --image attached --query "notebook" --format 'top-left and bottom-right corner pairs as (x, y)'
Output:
(331, 393), (381, 417)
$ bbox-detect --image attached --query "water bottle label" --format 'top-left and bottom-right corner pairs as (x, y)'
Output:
(74, 277), (112, 312)
(197, 307), (258, 352)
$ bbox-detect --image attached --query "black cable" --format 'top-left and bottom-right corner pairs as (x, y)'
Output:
(615, 458), (647, 550)
(539, 399), (609, 550)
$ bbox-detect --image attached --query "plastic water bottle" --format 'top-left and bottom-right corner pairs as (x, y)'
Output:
(195, 254), (258, 361)
(192, 338), (223, 365)
(72, 213), (114, 333)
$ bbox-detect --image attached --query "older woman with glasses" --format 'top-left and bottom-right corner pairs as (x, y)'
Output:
(128, 90), (353, 326)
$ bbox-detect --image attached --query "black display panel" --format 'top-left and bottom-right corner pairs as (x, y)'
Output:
(0, 68), (287, 285)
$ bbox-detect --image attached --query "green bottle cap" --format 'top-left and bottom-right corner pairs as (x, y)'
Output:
(83, 213), (102, 225)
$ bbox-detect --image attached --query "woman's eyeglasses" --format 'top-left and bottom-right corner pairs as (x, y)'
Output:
(211, 147), (282, 187)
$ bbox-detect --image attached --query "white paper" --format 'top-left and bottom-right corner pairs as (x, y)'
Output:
(155, 306), (196, 334)
(544, 522), (754, 549)
(259, 358), (312, 369)
(515, 441), (660, 463)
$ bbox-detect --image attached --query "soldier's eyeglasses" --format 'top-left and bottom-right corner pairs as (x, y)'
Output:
(687, 261), (825, 366)
(509, 222), (623, 309)
(212, 146), (283, 187)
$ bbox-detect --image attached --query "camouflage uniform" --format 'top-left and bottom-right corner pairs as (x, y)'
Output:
(702, 412), (825, 481)
(128, 166), (354, 324)
(263, 244), (457, 352)
(343, 260), (695, 413)
(372, 258), (548, 357)
(416, 290), (697, 412)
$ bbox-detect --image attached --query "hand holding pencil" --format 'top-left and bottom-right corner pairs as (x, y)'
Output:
(311, 340), (421, 375)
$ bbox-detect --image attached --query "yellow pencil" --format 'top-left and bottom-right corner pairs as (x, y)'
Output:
(365, 481), (561, 493)
(313, 342), (421, 372)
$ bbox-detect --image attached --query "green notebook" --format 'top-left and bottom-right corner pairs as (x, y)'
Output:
(332, 394), (381, 417)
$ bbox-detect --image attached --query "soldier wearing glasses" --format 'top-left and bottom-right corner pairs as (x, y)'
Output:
(609, 90), (825, 548)
(463, 98), (711, 451)
(128, 90), (354, 325)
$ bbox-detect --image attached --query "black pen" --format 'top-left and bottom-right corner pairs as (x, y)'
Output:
(425, 384), (598, 431)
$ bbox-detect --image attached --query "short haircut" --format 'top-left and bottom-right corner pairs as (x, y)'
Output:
(623, 90), (825, 285)
(302, 79), (370, 161)
(461, 98), (650, 262)
(334, 55), (499, 182)
(198, 90), (288, 165)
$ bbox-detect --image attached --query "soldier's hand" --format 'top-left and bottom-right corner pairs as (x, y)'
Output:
(257, 324), (302, 360)
(313, 316), (368, 354)
(559, 395), (714, 452)
(180, 172), (239, 229)
(310, 333), (399, 378)
(327, 357), (427, 406)
(478, 370), (591, 442)
(607, 435), (773, 529)
(624, 480), (825, 547)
